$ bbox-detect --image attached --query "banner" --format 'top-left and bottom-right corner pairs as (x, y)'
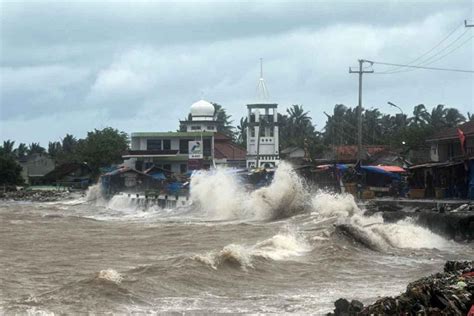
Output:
(188, 141), (203, 159)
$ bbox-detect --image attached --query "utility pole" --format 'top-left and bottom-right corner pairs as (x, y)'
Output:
(465, 20), (474, 27)
(349, 59), (373, 161)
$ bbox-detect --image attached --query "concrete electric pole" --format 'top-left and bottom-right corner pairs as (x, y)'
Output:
(349, 59), (373, 161)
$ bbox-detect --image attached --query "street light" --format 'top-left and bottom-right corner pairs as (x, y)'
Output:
(387, 101), (404, 115)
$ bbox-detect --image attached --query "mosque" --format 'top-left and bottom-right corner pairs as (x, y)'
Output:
(122, 62), (280, 173)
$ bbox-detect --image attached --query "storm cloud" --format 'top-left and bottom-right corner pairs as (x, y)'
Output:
(0, 0), (472, 145)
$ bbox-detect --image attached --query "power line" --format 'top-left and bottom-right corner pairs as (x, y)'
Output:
(380, 22), (465, 73)
(366, 60), (474, 73)
(382, 30), (472, 74)
(375, 35), (474, 75)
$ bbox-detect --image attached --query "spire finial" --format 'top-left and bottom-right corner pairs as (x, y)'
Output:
(256, 58), (269, 101)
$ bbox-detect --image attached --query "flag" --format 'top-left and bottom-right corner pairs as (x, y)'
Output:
(457, 128), (466, 155)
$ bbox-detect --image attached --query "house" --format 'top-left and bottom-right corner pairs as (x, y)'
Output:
(408, 121), (474, 199)
(18, 153), (56, 185)
(43, 162), (93, 189)
(122, 100), (247, 173)
(101, 167), (158, 195)
(426, 120), (474, 162)
(323, 145), (388, 163)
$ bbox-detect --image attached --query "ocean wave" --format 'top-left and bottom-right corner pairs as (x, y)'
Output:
(192, 230), (311, 270)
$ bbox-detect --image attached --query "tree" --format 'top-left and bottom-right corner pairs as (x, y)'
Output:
(48, 141), (62, 159)
(14, 143), (28, 159)
(213, 103), (236, 139)
(2, 140), (15, 156)
(0, 153), (23, 185)
(27, 143), (46, 155)
(236, 117), (248, 146)
(77, 127), (129, 174)
(445, 108), (465, 127)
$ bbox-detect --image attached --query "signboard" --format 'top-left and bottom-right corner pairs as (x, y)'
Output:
(188, 141), (203, 159)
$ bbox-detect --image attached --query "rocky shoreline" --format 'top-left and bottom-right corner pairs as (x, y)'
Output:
(328, 260), (474, 315)
(0, 190), (74, 202)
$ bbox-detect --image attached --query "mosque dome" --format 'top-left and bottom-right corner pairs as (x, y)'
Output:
(190, 100), (215, 117)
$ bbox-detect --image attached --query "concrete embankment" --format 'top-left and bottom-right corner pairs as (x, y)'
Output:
(0, 190), (73, 202)
(364, 200), (474, 241)
(327, 261), (474, 315)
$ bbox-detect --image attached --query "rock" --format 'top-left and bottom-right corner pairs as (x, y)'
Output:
(328, 260), (474, 315)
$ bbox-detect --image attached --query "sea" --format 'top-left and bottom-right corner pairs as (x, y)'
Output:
(1, 163), (473, 314)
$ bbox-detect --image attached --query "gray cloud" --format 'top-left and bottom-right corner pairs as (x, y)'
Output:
(0, 0), (473, 145)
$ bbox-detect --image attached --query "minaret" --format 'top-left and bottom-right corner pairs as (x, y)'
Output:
(246, 59), (280, 169)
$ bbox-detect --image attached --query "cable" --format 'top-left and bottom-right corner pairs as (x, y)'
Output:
(379, 22), (465, 73)
(368, 60), (474, 73)
(382, 31), (472, 74)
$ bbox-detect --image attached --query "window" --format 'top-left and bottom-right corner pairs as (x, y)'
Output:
(203, 138), (212, 156)
(207, 126), (215, 130)
(251, 127), (255, 137)
(163, 139), (171, 150)
(191, 125), (201, 130)
(180, 164), (187, 174)
(179, 139), (191, 153)
(147, 139), (161, 150)
(163, 164), (171, 171)
(270, 128), (274, 137)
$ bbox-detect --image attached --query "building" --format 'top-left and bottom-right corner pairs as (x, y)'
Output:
(245, 104), (280, 169)
(427, 120), (474, 162)
(122, 100), (246, 173)
(408, 121), (474, 199)
(18, 153), (56, 185)
(43, 162), (93, 189)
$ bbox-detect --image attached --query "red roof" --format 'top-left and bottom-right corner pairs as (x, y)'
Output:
(333, 145), (388, 160)
(214, 142), (246, 160)
(427, 121), (474, 142)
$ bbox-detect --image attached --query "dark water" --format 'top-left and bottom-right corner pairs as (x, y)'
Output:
(1, 166), (473, 314)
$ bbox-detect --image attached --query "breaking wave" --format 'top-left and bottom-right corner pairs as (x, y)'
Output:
(192, 229), (311, 270)
(190, 162), (310, 221)
(310, 192), (451, 251)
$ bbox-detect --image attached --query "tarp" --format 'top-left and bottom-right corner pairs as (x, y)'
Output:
(375, 165), (406, 173)
(361, 166), (401, 179)
(150, 172), (166, 180)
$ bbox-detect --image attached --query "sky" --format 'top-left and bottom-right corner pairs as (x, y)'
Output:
(1, 0), (473, 146)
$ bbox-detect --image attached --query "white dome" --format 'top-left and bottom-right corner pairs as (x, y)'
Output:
(190, 100), (215, 117)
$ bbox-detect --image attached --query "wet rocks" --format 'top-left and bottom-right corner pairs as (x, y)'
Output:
(327, 260), (474, 315)
(0, 190), (72, 202)
(327, 298), (364, 316)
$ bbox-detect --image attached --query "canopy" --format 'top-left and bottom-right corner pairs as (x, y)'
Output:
(360, 166), (401, 179)
(375, 165), (406, 173)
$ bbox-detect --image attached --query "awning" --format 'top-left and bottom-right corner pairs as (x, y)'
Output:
(375, 165), (406, 173)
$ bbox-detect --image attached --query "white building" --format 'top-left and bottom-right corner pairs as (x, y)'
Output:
(123, 100), (246, 173)
(246, 103), (280, 169)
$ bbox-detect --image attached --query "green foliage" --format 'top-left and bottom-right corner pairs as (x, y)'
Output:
(213, 103), (236, 139)
(0, 153), (23, 185)
(27, 143), (46, 155)
(76, 127), (129, 174)
(322, 103), (467, 152)
(236, 117), (248, 147)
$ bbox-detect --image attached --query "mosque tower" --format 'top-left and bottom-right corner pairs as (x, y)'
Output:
(246, 59), (280, 169)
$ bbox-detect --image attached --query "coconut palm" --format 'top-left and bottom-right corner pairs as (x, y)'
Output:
(27, 143), (46, 155)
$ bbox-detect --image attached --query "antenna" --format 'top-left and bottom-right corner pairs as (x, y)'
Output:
(256, 58), (269, 101)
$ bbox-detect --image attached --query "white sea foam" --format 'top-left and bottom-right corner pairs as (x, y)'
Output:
(96, 269), (123, 284)
(310, 191), (451, 250)
(193, 229), (311, 270)
(190, 162), (308, 221)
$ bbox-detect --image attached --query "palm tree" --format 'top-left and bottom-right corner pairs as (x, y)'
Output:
(213, 103), (236, 140)
(61, 134), (77, 153)
(48, 141), (62, 158)
(409, 104), (430, 126)
(444, 108), (465, 127)
(236, 117), (248, 146)
(429, 104), (448, 129)
(14, 143), (28, 158)
(2, 140), (15, 155)
(27, 143), (46, 155)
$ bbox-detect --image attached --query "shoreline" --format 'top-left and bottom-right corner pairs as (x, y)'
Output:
(327, 260), (474, 315)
